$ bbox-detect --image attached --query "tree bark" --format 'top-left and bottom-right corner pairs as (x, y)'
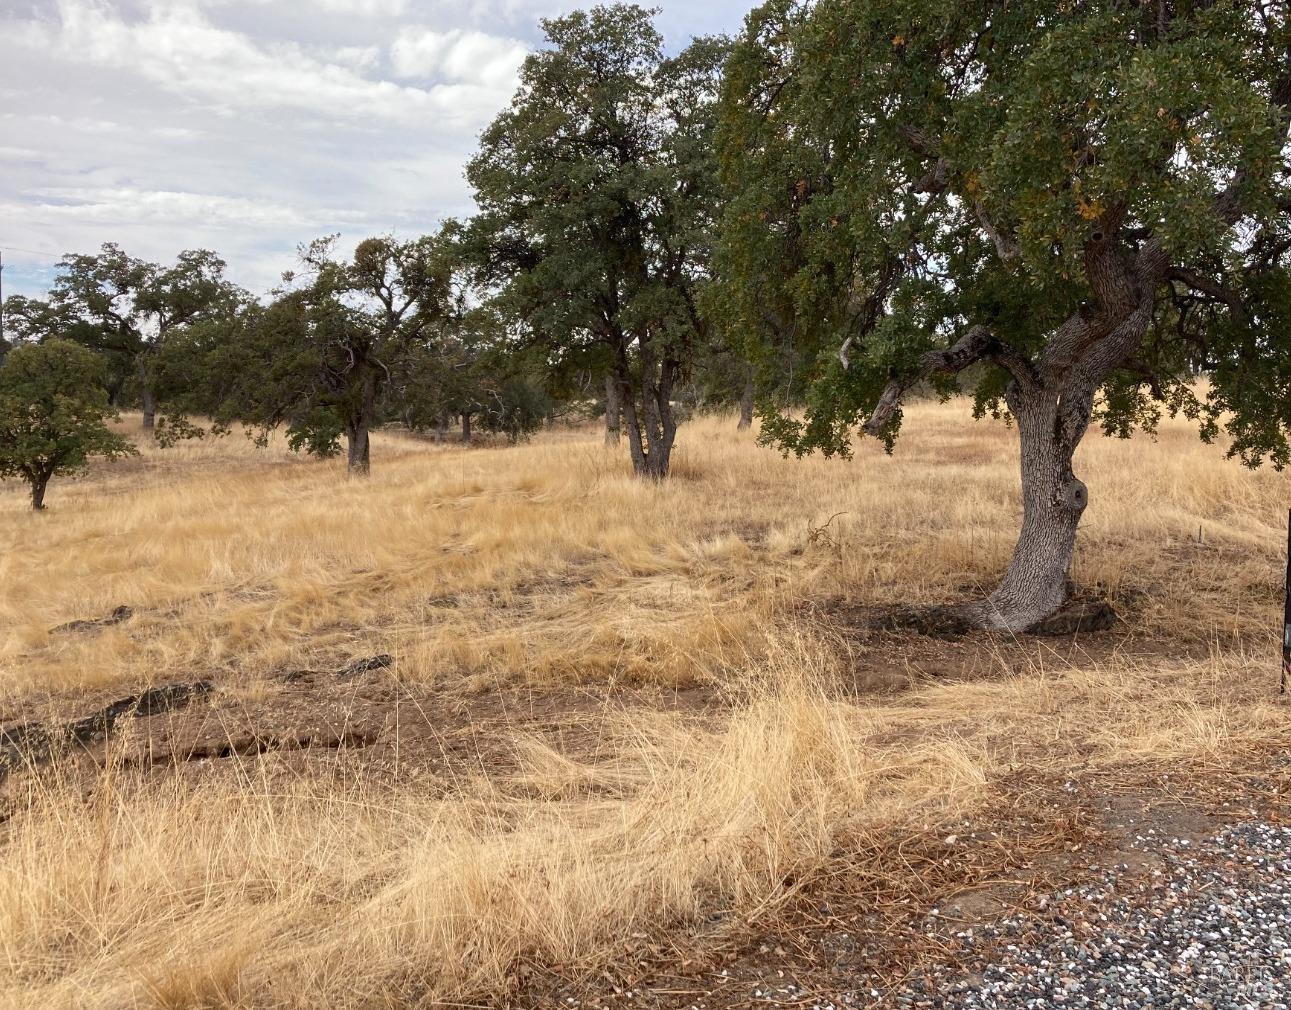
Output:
(604, 373), (621, 446)
(345, 423), (370, 476)
(966, 388), (1091, 631)
(633, 338), (678, 478)
(610, 329), (679, 479)
(140, 383), (156, 431)
(31, 472), (50, 511)
(461, 412), (472, 444)
(737, 376), (754, 430)
(862, 310), (1148, 632)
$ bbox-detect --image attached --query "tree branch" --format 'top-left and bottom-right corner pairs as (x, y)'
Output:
(1122, 357), (1166, 401)
(1166, 266), (1251, 327)
(863, 325), (1038, 437)
(974, 200), (1020, 262)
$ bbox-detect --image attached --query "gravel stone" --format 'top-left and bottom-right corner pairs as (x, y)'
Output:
(892, 821), (1291, 1009)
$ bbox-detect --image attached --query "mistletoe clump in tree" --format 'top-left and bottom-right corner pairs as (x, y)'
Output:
(717, 0), (1291, 631)
(464, 4), (729, 478)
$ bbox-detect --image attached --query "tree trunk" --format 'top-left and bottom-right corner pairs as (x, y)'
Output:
(345, 423), (371, 476)
(608, 329), (679, 479)
(736, 376), (754, 430)
(435, 413), (448, 444)
(461, 412), (472, 444)
(969, 389), (1091, 631)
(604, 373), (621, 446)
(622, 338), (678, 479)
(140, 385), (156, 431)
(31, 473), (50, 511)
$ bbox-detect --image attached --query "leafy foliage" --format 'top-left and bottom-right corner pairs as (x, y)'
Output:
(462, 4), (730, 476)
(10, 244), (246, 427)
(0, 340), (137, 509)
(715, 0), (1291, 464)
(186, 234), (460, 471)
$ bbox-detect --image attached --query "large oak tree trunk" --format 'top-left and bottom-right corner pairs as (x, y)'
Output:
(628, 339), (678, 479)
(620, 386), (674, 478)
(140, 375), (156, 431)
(461, 412), (472, 444)
(31, 472), (50, 511)
(141, 389), (156, 431)
(345, 370), (379, 476)
(737, 376), (754, 430)
(608, 328), (681, 479)
(971, 390), (1091, 631)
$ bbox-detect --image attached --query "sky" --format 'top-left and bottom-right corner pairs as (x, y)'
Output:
(0, 0), (749, 301)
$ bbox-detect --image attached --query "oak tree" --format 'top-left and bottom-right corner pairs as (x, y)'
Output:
(464, 5), (729, 478)
(221, 235), (455, 475)
(45, 244), (241, 430)
(717, 0), (1291, 630)
(0, 339), (137, 510)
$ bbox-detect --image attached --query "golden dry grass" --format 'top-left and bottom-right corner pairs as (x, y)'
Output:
(0, 402), (1288, 1009)
(2, 402), (1285, 699)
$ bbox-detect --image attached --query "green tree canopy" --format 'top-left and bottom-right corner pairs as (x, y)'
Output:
(716, 0), (1290, 629)
(207, 234), (458, 474)
(36, 244), (244, 430)
(463, 4), (730, 477)
(0, 339), (137, 510)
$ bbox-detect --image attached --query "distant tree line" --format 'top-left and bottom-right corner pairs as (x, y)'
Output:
(2, 1), (1288, 633)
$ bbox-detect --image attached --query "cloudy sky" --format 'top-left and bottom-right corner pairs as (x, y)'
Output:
(0, 0), (748, 300)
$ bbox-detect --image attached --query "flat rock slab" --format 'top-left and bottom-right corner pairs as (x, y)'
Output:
(0, 679), (213, 781)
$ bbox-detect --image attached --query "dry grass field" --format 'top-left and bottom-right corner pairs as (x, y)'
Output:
(0, 402), (1288, 1009)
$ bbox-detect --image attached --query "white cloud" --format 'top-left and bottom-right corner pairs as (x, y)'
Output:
(390, 27), (528, 89)
(201, 0), (410, 14)
(17, 1), (494, 128)
(12, 186), (369, 230)
(312, 0), (408, 13)
(330, 44), (382, 71)
(0, 0), (747, 299)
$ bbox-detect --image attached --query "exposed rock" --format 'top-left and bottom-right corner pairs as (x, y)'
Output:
(0, 722), (55, 775)
(153, 727), (379, 764)
(50, 605), (133, 635)
(337, 654), (393, 678)
(281, 655), (392, 684)
(0, 678), (215, 782)
(66, 696), (141, 744)
(133, 681), (213, 716)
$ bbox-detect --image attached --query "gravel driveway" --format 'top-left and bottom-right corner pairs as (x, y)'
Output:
(895, 821), (1291, 1010)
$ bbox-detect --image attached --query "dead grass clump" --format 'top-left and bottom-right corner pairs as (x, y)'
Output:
(0, 654), (994, 1009)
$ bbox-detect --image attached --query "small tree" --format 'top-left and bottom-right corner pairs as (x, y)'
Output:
(717, 0), (1291, 630)
(204, 235), (456, 475)
(0, 340), (137, 510)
